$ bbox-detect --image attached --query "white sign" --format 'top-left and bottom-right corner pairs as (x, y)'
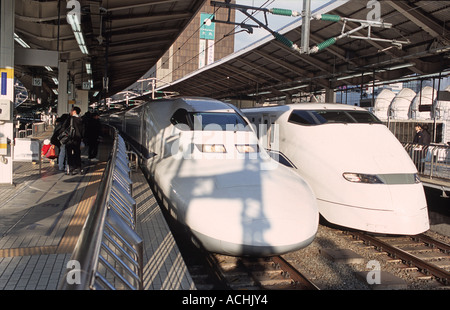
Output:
(199, 39), (206, 69)
(32, 78), (42, 87)
(14, 138), (40, 162)
(207, 40), (215, 65)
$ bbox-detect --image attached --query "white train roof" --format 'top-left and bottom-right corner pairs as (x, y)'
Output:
(156, 96), (238, 113)
(244, 102), (368, 113)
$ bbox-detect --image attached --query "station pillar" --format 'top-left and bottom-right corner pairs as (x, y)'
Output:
(76, 90), (89, 115)
(325, 87), (336, 103)
(57, 61), (69, 116)
(0, 0), (15, 184)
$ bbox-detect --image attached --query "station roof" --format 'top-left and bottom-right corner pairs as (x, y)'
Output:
(13, 0), (206, 106)
(159, 0), (450, 102)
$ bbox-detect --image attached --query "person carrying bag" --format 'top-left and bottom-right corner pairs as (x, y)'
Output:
(64, 107), (85, 175)
(58, 117), (75, 145)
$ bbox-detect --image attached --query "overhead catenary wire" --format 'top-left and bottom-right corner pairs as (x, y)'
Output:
(159, 0), (275, 83)
(147, 1), (441, 101)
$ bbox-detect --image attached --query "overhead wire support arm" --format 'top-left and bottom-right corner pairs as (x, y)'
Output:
(210, 1), (410, 56)
(309, 14), (410, 53)
(210, 1), (301, 18)
(210, 0), (302, 50)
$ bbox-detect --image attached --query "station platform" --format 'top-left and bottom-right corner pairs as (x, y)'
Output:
(0, 126), (195, 290)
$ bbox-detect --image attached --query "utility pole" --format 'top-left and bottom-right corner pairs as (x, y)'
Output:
(300, 0), (311, 54)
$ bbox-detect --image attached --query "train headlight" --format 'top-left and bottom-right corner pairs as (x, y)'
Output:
(343, 173), (384, 184)
(197, 144), (227, 153)
(235, 144), (259, 153)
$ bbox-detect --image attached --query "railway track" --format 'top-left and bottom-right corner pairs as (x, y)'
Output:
(346, 231), (450, 286)
(212, 254), (319, 290)
(184, 227), (450, 290)
(161, 195), (450, 290)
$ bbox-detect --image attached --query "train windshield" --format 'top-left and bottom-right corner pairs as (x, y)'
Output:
(191, 112), (251, 131)
(288, 109), (381, 126)
(171, 109), (250, 131)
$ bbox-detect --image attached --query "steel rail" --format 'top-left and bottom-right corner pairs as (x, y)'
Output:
(271, 256), (320, 290)
(415, 233), (450, 254)
(353, 232), (450, 285)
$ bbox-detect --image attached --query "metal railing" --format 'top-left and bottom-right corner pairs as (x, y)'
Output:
(403, 142), (450, 181)
(60, 127), (144, 290)
(16, 122), (34, 138)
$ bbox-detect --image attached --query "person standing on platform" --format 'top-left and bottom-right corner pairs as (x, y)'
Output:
(413, 123), (431, 145)
(412, 123), (431, 173)
(51, 113), (70, 172)
(85, 112), (101, 162)
(65, 107), (85, 175)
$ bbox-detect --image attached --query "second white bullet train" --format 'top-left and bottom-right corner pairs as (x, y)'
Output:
(243, 103), (430, 235)
(108, 97), (319, 256)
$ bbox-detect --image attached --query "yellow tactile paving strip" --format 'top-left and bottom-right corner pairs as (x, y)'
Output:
(0, 163), (105, 258)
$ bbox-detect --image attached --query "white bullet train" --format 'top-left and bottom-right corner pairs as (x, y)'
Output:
(243, 103), (430, 235)
(108, 97), (319, 256)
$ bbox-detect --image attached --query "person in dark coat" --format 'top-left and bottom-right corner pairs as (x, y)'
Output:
(65, 106), (85, 175)
(84, 112), (101, 161)
(51, 113), (70, 171)
(413, 123), (431, 145)
(412, 123), (431, 173)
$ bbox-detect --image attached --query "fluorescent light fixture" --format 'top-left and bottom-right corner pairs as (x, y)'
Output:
(74, 31), (84, 43)
(247, 91), (272, 96)
(89, 79), (93, 88)
(67, 13), (81, 32)
(338, 63), (416, 81)
(85, 63), (92, 74)
(383, 63), (415, 71)
(279, 84), (308, 92)
(45, 66), (53, 71)
(337, 72), (371, 81)
(52, 89), (58, 95)
(93, 91), (99, 96)
(14, 33), (30, 48)
(67, 12), (88, 54)
(79, 44), (88, 55)
(52, 77), (59, 85)
(435, 46), (450, 53)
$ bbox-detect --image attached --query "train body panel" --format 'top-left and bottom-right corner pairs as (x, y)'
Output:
(113, 97), (319, 256)
(244, 103), (430, 235)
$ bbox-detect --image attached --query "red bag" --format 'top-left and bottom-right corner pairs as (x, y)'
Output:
(45, 145), (57, 159)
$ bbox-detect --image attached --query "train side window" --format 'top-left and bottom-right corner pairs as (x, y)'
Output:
(170, 109), (191, 130)
(348, 111), (382, 124)
(317, 111), (353, 123)
(288, 110), (317, 125)
(289, 109), (382, 125)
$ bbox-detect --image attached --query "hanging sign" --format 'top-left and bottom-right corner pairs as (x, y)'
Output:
(200, 13), (215, 40)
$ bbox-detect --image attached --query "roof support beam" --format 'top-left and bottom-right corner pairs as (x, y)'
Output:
(252, 49), (311, 77)
(235, 58), (288, 82)
(222, 63), (268, 84)
(385, 1), (449, 45)
(272, 40), (334, 75)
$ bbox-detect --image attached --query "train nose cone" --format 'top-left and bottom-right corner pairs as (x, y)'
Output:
(186, 166), (319, 256)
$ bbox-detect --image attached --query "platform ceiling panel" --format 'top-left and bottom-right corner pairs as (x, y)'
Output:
(161, 0), (450, 102)
(14, 0), (206, 103)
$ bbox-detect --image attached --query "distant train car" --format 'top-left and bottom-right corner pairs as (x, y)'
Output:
(243, 103), (430, 235)
(110, 97), (319, 256)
